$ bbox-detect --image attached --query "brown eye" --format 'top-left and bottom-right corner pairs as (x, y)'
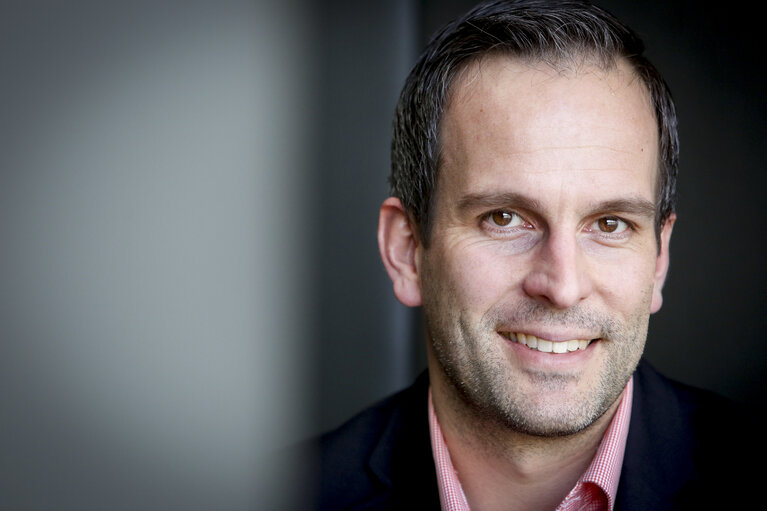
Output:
(595, 217), (628, 234)
(492, 211), (513, 226)
(488, 210), (523, 228)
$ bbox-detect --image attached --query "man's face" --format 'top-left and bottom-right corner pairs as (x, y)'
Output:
(417, 56), (673, 436)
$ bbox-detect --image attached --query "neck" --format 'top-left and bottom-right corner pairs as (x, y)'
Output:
(429, 364), (623, 511)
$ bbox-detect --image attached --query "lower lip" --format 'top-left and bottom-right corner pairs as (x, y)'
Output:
(500, 333), (597, 369)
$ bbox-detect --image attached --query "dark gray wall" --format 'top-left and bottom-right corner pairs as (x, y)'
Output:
(596, 0), (766, 412)
(311, 0), (423, 436)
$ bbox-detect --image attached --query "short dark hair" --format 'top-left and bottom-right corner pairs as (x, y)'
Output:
(390, 0), (679, 245)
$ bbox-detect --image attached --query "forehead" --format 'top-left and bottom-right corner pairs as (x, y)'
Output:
(437, 55), (658, 208)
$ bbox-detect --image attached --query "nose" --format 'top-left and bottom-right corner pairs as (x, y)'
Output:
(522, 230), (594, 310)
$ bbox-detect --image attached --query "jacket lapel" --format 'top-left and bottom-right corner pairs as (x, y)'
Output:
(354, 371), (441, 510)
(615, 361), (699, 510)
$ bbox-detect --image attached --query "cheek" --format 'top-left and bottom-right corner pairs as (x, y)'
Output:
(590, 253), (657, 311)
(430, 240), (525, 307)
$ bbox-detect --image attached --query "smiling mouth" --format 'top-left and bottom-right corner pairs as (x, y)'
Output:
(500, 332), (598, 353)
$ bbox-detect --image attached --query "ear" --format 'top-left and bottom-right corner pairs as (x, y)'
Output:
(650, 213), (676, 313)
(378, 197), (422, 307)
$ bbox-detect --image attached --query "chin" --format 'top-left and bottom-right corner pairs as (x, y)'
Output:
(469, 376), (619, 438)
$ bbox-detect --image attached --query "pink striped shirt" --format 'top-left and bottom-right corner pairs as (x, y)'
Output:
(429, 377), (633, 511)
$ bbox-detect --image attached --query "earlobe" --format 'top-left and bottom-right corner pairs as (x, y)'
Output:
(650, 213), (676, 313)
(378, 197), (423, 307)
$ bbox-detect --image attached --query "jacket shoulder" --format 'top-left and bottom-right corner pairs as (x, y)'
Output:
(316, 371), (439, 510)
(318, 377), (423, 488)
(617, 360), (760, 509)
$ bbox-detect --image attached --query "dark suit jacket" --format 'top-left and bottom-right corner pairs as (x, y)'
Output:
(315, 360), (759, 510)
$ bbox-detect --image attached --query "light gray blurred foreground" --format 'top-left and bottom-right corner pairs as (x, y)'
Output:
(1, 1), (313, 509)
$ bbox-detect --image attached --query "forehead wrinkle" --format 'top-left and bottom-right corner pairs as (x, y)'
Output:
(505, 144), (638, 156)
(439, 56), (660, 220)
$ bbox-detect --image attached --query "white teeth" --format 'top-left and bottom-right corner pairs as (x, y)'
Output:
(503, 332), (594, 354)
(537, 339), (553, 353)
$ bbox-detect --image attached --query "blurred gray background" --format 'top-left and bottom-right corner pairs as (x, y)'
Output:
(1, 1), (764, 509)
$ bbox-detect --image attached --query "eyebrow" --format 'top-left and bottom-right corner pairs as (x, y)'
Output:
(456, 191), (657, 219)
(590, 198), (657, 219)
(457, 192), (544, 213)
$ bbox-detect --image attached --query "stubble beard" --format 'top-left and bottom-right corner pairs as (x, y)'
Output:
(424, 298), (649, 438)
